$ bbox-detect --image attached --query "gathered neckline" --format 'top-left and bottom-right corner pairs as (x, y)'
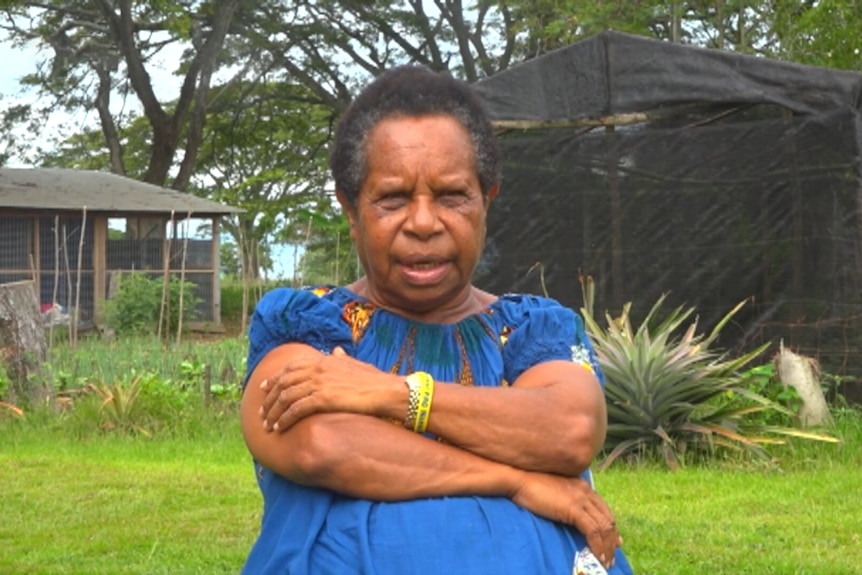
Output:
(328, 285), (508, 328)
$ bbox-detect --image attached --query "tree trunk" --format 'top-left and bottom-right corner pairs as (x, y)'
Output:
(0, 281), (50, 405)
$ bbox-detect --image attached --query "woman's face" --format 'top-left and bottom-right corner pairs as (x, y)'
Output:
(340, 114), (498, 319)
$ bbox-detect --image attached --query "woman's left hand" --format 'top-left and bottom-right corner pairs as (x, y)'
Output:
(259, 347), (398, 432)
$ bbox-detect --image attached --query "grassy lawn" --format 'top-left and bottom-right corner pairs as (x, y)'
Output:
(2, 412), (860, 574)
(1, 418), (259, 575)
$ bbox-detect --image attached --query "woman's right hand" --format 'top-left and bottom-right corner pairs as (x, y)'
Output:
(511, 472), (621, 569)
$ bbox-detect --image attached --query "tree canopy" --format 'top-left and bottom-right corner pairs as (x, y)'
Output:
(2, 0), (859, 277)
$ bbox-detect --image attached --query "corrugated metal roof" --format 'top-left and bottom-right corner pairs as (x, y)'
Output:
(0, 168), (242, 216)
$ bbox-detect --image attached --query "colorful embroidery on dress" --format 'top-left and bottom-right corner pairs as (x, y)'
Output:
(453, 328), (475, 386)
(571, 344), (596, 376)
(572, 547), (608, 575)
(342, 300), (377, 344)
(311, 285), (332, 298)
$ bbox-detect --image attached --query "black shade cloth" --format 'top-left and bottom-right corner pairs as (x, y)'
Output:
(473, 32), (862, 378)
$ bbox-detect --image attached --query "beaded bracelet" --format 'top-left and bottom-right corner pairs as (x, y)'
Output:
(404, 371), (434, 433)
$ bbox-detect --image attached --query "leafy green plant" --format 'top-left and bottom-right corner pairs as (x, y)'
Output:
(104, 272), (201, 336)
(579, 277), (836, 469)
(731, 363), (802, 426)
(179, 359), (206, 391)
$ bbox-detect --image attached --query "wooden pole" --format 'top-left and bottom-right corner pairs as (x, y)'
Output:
(49, 216), (59, 349)
(72, 207), (87, 347)
(240, 226), (249, 334)
(491, 113), (649, 131)
(210, 217), (221, 325)
(61, 224), (73, 345)
(175, 211), (192, 345)
(158, 211), (174, 340)
(92, 215), (107, 326)
(606, 125), (624, 311)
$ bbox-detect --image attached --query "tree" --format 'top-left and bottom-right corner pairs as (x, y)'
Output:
(0, 1), (240, 192)
(295, 204), (361, 287)
(191, 79), (334, 280)
(769, 0), (862, 70)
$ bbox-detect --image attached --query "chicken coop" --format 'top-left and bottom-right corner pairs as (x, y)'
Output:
(0, 167), (242, 329)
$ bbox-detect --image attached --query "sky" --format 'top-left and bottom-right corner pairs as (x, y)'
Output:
(0, 35), (300, 280)
(0, 37), (43, 166)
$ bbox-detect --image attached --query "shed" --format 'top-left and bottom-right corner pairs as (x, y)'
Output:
(472, 31), (862, 377)
(0, 167), (242, 327)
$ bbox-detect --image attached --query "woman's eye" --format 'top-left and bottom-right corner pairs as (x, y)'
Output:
(439, 191), (468, 206)
(377, 193), (408, 209)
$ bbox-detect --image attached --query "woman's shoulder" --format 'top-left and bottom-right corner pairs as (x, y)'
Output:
(248, 285), (359, 357)
(254, 285), (359, 314)
(490, 292), (575, 324)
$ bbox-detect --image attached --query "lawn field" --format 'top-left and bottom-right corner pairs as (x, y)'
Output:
(2, 413), (860, 574)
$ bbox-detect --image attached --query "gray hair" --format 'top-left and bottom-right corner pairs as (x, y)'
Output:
(330, 65), (502, 206)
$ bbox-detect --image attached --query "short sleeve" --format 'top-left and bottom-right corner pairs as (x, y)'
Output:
(245, 287), (353, 385)
(498, 295), (604, 386)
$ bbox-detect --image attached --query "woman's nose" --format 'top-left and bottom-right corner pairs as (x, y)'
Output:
(405, 196), (442, 238)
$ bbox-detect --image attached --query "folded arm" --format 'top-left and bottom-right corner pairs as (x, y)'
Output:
(258, 344), (607, 477)
(241, 344), (524, 500)
(242, 342), (620, 567)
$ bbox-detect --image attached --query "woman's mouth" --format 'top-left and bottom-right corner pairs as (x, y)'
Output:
(399, 260), (450, 285)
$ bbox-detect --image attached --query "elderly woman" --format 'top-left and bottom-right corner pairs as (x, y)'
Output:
(240, 66), (633, 575)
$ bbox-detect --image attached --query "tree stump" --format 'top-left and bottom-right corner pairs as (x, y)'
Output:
(0, 280), (50, 405)
(774, 341), (833, 428)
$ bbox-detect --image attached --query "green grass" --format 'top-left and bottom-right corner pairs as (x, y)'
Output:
(0, 416), (260, 574)
(1, 409), (860, 574)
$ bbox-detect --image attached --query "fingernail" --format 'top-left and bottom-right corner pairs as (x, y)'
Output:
(258, 407), (263, 417)
(259, 379), (268, 389)
(273, 423), (280, 431)
(263, 420), (269, 429)
(600, 554), (606, 563)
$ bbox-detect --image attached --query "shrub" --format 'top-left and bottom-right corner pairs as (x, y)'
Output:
(104, 273), (200, 336)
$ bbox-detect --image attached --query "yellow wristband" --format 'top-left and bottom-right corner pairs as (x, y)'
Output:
(406, 371), (434, 434)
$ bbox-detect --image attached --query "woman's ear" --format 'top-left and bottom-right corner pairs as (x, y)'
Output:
(484, 184), (500, 208)
(336, 189), (359, 239)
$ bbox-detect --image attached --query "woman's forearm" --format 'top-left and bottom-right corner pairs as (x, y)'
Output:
(417, 361), (607, 476)
(251, 343), (605, 480)
(242, 397), (524, 501)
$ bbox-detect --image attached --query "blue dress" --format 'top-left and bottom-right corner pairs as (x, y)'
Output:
(244, 286), (633, 575)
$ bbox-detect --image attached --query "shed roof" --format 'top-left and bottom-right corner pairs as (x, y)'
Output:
(0, 168), (242, 216)
(473, 31), (862, 123)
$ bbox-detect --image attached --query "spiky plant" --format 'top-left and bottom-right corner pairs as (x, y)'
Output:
(86, 375), (151, 437)
(0, 400), (24, 418)
(579, 277), (836, 469)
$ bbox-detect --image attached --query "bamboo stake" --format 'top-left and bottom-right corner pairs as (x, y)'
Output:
(61, 224), (73, 346)
(255, 241), (264, 301)
(175, 211), (192, 345)
(491, 113), (649, 131)
(28, 253), (36, 285)
(49, 216), (59, 349)
(239, 227), (248, 334)
(73, 207), (87, 347)
(158, 211), (175, 340)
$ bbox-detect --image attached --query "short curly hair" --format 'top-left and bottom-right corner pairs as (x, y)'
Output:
(330, 65), (501, 206)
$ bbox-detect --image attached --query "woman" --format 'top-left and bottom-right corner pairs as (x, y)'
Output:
(241, 65), (633, 575)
